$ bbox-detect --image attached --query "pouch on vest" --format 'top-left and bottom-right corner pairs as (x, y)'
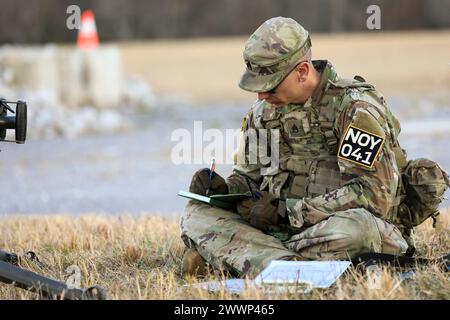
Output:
(395, 158), (450, 228)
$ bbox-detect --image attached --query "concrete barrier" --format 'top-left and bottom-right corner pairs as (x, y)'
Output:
(0, 45), (122, 108)
(82, 47), (121, 108)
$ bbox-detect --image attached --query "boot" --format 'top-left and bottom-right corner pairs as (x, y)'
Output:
(181, 247), (207, 277)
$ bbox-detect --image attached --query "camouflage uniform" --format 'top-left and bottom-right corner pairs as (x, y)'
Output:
(180, 17), (409, 277)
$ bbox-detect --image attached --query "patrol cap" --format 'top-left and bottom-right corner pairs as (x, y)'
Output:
(238, 17), (311, 93)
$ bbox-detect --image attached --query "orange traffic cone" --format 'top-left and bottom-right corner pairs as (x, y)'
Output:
(77, 10), (99, 50)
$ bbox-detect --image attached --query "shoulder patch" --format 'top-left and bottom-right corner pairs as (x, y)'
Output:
(338, 125), (385, 168)
(350, 105), (386, 138)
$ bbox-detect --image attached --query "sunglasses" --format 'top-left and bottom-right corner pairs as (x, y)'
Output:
(268, 84), (279, 94)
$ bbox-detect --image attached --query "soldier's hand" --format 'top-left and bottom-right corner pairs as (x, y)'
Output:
(237, 191), (279, 231)
(189, 168), (228, 196)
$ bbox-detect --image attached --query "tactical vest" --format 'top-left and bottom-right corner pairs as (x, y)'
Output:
(253, 76), (407, 216)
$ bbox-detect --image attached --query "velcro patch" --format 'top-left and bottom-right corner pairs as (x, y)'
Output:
(338, 125), (385, 168)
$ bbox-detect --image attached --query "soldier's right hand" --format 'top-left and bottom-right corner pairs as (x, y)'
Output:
(237, 191), (279, 231)
(189, 168), (228, 196)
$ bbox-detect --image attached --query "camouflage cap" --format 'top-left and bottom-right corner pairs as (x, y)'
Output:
(239, 17), (311, 93)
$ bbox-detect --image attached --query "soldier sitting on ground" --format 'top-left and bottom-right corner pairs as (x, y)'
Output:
(180, 17), (449, 277)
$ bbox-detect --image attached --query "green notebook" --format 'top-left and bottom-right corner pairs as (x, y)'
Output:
(178, 190), (252, 210)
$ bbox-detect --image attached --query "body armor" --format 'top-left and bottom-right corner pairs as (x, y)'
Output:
(231, 60), (408, 222)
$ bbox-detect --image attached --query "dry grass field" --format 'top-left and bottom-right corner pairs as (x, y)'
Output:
(0, 209), (448, 300)
(0, 32), (449, 300)
(120, 30), (450, 104)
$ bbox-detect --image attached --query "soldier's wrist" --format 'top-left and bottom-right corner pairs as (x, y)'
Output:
(286, 198), (305, 228)
(227, 181), (245, 194)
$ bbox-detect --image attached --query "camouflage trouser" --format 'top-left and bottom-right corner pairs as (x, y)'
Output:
(180, 200), (408, 276)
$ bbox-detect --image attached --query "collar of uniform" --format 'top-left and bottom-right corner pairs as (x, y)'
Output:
(275, 60), (337, 114)
(310, 60), (338, 105)
(276, 103), (302, 114)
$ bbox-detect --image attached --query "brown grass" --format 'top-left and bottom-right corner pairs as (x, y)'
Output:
(119, 30), (450, 104)
(0, 210), (448, 300)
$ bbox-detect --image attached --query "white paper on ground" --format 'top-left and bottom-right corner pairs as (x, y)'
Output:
(189, 279), (249, 294)
(254, 260), (351, 288)
(187, 260), (351, 294)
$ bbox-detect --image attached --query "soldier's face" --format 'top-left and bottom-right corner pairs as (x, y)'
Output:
(258, 63), (311, 107)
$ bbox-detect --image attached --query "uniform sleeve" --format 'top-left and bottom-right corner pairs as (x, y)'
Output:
(226, 108), (265, 194)
(288, 100), (400, 220)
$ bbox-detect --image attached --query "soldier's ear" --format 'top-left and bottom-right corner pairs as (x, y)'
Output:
(296, 62), (309, 82)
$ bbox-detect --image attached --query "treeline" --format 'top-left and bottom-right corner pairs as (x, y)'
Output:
(0, 0), (449, 44)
